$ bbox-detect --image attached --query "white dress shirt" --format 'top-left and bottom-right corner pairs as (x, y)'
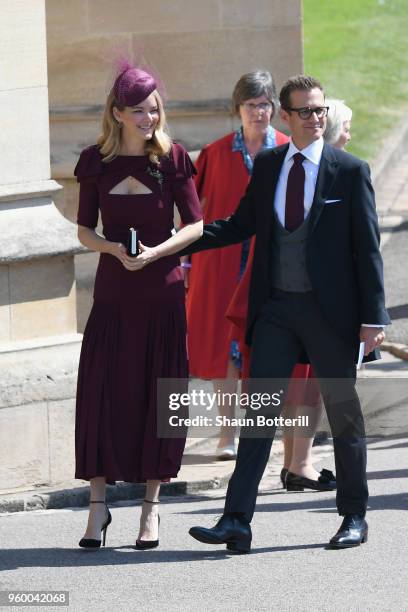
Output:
(273, 137), (383, 329)
(273, 137), (324, 227)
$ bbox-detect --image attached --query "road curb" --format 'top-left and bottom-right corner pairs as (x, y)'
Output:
(0, 472), (233, 515)
(382, 342), (408, 361)
(372, 115), (408, 193)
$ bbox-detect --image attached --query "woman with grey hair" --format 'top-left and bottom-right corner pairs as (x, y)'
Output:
(182, 71), (289, 459)
(324, 98), (352, 149)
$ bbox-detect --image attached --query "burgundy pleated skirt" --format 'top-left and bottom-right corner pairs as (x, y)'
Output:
(75, 298), (188, 485)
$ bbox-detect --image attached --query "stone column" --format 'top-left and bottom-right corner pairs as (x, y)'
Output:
(0, 0), (83, 492)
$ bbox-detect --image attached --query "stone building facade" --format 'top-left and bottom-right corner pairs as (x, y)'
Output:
(0, 0), (302, 493)
(46, 0), (303, 222)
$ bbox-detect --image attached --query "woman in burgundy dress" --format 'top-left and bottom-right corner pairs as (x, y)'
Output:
(74, 63), (203, 549)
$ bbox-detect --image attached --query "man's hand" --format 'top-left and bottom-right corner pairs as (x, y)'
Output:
(359, 326), (385, 355)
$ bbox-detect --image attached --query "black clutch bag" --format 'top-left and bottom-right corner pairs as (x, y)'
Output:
(127, 227), (139, 257)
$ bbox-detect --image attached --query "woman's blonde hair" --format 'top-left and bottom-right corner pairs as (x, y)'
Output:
(97, 89), (171, 164)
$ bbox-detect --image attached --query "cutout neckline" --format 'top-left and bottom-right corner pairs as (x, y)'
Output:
(109, 176), (153, 196)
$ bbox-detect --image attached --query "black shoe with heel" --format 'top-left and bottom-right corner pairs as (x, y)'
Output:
(136, 499), (160, 550)
(286, 469), (336, 492)
(78, 501), (112, 549)
(329, 514), (368, 548)
(189, 514), (252, 554)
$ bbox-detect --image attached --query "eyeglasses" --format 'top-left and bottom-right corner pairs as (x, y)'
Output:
(285, 106), (329, 120)
(242, 102), (273, 112)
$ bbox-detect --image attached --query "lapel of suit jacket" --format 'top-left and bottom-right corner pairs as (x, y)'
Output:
(308, 143), (339, 235)
(264, 145), (288, 233)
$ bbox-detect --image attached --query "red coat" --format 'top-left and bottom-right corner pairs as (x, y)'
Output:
(187, 130), (289, 378)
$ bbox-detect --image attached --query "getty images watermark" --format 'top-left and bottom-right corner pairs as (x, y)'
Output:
(167, 389), (309, 429)
(157, 377), (408, 439)
(156, 380), (317, 437)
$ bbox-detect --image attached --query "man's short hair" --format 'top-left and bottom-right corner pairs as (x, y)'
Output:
(279, 75), (324, 110)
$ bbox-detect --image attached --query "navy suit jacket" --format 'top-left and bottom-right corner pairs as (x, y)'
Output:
(181, 143), (390, 362)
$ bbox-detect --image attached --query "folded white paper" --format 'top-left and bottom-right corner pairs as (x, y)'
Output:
(357, 342), (365, 369)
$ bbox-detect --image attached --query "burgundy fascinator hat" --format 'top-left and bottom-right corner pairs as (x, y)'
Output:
(113, 62), (157, 106)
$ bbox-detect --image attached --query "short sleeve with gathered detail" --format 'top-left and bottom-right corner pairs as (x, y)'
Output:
(159, 142), (202, 225)
(74, 145), (103, 229)
(74, 143), (202, 229)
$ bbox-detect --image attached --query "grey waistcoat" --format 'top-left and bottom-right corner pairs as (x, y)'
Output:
(269, 211), (312, 292)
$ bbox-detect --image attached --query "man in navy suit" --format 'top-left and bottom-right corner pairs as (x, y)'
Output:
(182, 75), (389, 552)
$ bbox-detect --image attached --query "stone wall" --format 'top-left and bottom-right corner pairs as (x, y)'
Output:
(0, 0), (84, 493)
(46, 0), (303, 220)
(0, 2), (303, 492)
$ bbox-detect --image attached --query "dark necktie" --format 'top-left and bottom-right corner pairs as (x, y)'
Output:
(285, 152), (305, 232)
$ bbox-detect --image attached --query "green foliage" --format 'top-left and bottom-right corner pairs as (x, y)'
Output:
(303, 0), (408, 161)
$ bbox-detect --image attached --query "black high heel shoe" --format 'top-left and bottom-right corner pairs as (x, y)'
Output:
(78, 501), (112, 549)
(136, 499), (160, 550)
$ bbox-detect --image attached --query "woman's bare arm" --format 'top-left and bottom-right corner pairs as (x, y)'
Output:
(77, 225), (129, 268)
(128, 220), (203, 271)
(78, 220), (203, 272)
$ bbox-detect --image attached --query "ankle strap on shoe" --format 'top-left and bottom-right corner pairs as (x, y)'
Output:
(143, 499), (159, 504)
(90, 500), (107, 504)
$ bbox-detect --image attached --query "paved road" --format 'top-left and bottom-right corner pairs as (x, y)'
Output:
(1, 435), (407, 612)
(4, 120), (408, 612)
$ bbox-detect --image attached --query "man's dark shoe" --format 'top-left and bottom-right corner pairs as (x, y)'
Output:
(286, 469), (336, 492)
(329, 514), (368, 549)
(189, 514), (252, 554)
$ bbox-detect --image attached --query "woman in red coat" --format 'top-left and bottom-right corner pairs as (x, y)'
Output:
(184, 71), (289, 459)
